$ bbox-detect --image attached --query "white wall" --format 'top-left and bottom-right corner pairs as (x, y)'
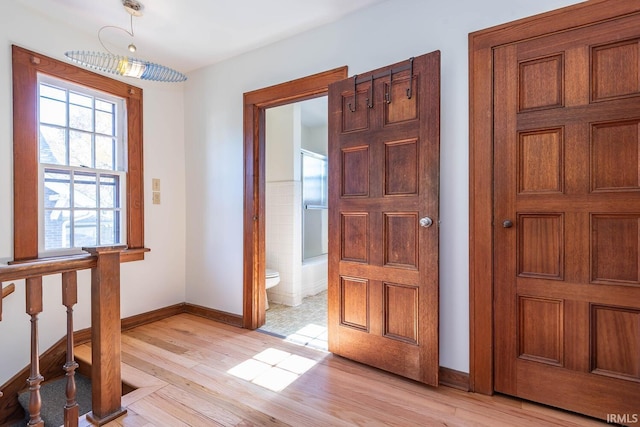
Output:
(0, 2), (187, 383)
(266, 104), (300, 182)
(301, 124), (328, 156)
(184, 0), (582, 373)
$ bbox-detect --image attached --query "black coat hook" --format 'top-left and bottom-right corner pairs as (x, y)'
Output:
(348, 74), (358, 112)
(384, 69), (393, 104)
(406, 57), (414, 99)
(366, 74), (374, 108)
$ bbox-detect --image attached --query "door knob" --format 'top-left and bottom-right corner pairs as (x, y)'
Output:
(503, 220), (513, 228)
(420, 216), (433, 228)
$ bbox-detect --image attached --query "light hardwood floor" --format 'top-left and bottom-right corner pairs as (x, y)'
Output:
(76, 313), (605, 426)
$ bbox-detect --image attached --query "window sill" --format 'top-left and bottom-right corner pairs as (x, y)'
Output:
(8, 247), (150, 265)
(120, 247), (151, 263)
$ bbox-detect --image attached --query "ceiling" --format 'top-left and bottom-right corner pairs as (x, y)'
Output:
(18, 0), (388, 74)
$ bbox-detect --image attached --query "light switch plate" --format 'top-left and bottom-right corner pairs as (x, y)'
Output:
(152, 178), (160, 192)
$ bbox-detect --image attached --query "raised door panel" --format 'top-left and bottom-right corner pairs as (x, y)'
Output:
(341, 213), (369, 263)
(591, 120), (640, 191)
(517, 129), (564, 194)
(518, 54), (564, 112)
(341, 146), (370, 197)
(383, 213), (418, 269)
(518, 296), (564, 366)
(592, 39), (640, 101)
(591, 215), (640, 285)
(384, 283), (418, 344)
(592, 306), (640, 381)
(517, 214), (564, 279)
(340, 276), (369, 331)
(384, 139), (418, 196)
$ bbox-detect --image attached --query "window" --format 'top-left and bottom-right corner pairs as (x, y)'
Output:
(12, 45), (146, 262)
(38, 76), (127, 255)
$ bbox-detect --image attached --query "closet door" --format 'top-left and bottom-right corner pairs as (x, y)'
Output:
(493, 13), (640, 422)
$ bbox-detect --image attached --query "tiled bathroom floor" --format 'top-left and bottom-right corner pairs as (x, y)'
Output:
(258, 290), (328, 351)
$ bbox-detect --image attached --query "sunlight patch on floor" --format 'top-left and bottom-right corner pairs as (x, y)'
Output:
(284, 323), (328, 351)
(227, 347), (318, 392)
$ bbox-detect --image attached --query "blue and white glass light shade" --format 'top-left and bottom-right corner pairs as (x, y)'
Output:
(64, 51), (187, 82)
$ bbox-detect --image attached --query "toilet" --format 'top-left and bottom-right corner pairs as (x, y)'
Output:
(265, 268), (280, 310)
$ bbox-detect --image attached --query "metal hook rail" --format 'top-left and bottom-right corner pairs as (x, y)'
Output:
(348, 57), (414, 112)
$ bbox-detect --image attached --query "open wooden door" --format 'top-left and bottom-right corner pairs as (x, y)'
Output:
(327, 52), (440, 385)
(493, 10), (640, 423)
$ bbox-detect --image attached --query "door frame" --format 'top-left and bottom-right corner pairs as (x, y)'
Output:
(469, 0), (640, 394)
(243, 66), (348, 329)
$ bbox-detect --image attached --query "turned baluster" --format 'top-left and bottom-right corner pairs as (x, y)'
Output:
(62, 271), (79, 427)
(26, 277), (44, 427)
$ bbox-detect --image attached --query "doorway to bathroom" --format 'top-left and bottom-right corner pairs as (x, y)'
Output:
(258, 97), (329, 351)
(242, 67), (347, 330)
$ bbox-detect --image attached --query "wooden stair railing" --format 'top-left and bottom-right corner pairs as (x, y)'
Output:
(0, 246), (127, 427)
(0, 282), (16, 398)
(1, 282), (15, 302)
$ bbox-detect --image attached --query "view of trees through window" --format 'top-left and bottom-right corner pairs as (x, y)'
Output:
(38, 76), (126, 253)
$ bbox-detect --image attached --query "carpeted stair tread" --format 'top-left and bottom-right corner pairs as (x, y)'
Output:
(15, 373), (91, 426)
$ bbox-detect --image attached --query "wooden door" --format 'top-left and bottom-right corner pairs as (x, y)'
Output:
(494, 12), (640, 423)
(327, 52), (440, 386)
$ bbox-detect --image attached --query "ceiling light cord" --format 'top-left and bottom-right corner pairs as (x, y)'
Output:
(98, 13), (137, 55)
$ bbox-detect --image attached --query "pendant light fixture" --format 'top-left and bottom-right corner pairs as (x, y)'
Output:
(65, 0), (187, 83)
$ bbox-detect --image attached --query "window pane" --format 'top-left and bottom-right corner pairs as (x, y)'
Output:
(44, 209), (70, 250)
(40, 84), (66, 101)
(95, 136), (115, 170)
(74, 173), (97, 208)
(69, 130), (92, 167)
(69, 92), (92, 107)
(39, 126), (67, 165)
(95, 110), (114, 136)
(99, 175), (118, 208)
(95, 99), (114, 112)
(39, 97), (66, 127)
(74, 210), (97, 247)
(44, 170), (71, 209)
(302, 153), (327, 206)
(100, 210), (118, 245)
(69, 103), (93, 131)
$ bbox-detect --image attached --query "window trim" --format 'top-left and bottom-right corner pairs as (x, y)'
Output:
(12, 45), (147, 262)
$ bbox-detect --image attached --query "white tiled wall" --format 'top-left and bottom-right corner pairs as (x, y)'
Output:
(266, 181), (302, 306)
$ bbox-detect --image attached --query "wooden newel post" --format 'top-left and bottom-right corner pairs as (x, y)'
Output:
(83, 246), (127, 426)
